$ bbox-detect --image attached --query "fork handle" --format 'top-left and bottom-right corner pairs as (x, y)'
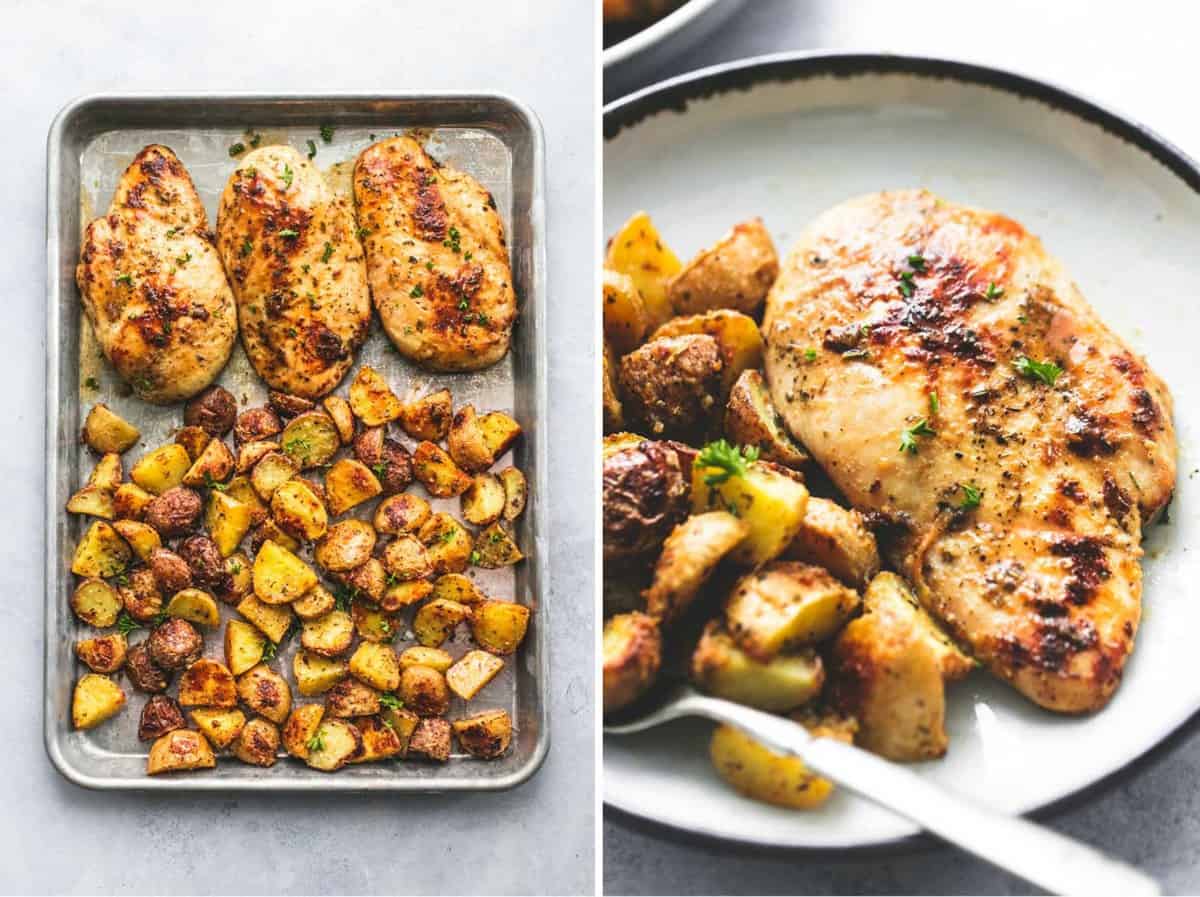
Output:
(682, 693), (1159, 897)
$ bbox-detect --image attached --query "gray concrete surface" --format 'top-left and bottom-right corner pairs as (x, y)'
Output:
(603, 1), (1200, 894)
(2, 1), (595, 894)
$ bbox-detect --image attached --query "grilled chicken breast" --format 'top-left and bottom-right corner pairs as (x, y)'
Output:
(76, 145), (237, 403)
(217, 146), (371, 398)
(764, 190), (1176, 713)
(353, 136), (515, 371)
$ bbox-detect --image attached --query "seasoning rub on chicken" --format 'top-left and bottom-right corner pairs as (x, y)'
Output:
(353, 136), (515, 371)
(76, 145), (238, 403)
(764, 189), (1176, 714)
(217, 145), (371, 398)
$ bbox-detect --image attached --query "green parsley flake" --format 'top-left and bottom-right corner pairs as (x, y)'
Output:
(320, 125), (334, 143)
(899, 419), (936, 454)
(228, 142), (246, 157)
(929, 392), (939, 416)
(322, 242), (334, 263)
(281, 164), (294, 189)
(411, 285), (425, 298)
(695, 439), (760, 487)
(804, 348), (818, 362)
(1013, 355), (1063, 387)
(241, 238), (253, 257)
(115, 273), (133, 285)
(279, 229), (299, 239)
(379, 693), (403, 711)
(985, 282), (1004, 300)
(958, 483), (982, 510)
(248, 132), (262, 148)
(306, 139), (317, 160)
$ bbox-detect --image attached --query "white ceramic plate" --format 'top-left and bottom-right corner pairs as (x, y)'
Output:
(603, 0), (744, 98)
(603, 52), (1200, 850)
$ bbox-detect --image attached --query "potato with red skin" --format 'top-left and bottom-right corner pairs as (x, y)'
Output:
(147, 618), (204, 671)
(602, 440), (694, 562)
(407, 717), (451, 762)
(143, 486), (202, 537)
(618, 333), (723, 440)
(125, 642), (171, 693)
(147, 547), (193, 594)
(75, 633), (127, 673)
(118, 567), (163, 622)
(138, 695), (185, 741)
(178, 534), (230, 592)
(269, 390), (315, 418)
(234, 406), (282, 445)
(184, 385), (237, 436)
(400, 388), (453, 441)
(233, 717), (280, 766)
(353, 428), (413, 496)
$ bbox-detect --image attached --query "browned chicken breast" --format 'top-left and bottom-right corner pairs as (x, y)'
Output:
(764, 189), (1176, 714)
(76, 145), (237, 403)
(353, 136), (515, 371)
(217, 146), (370, 398)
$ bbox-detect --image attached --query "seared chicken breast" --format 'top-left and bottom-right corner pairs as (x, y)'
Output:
(353, 136), (515, 371)
(76, 145), (237, 403)
(765, 190), (1176, 713)
(217, 146), (370, 398)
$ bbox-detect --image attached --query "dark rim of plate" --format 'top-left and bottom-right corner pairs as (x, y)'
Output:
(602, 51), (1200, 853)
(603, 51), (1200, 197)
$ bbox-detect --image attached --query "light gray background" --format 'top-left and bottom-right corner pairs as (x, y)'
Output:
(3, 1), (595, 894)
(603, 0), (1200, 894)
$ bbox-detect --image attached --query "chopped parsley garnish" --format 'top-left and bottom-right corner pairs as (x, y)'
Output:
(175, 252), (192, 267)
(165, 227), (180, 238)
(443, 226), (461, 254)
(958, 483), (982, 510)
(985, 282), (1004, 300)
(306, 730), (326, 752)
(842, 348), (870, 360)
(301, 264), (310, 274)
(241, 238), (253, 257)
(1129, 472), (1142, 492)
(279, 228), (299, 239)
(371, 461), (389, 479)
(425, 261), (434, 271)
(469, 550), (481, 566)
(203, 472), (228, 491)
(116, 611), (143, 635)
(695, 439), (760, 487)
(228, 142), (246, 157)
(248, 132), (262, 148)
(83, 377), (99, 389)
(457, 299), (469, 311)
(281, 164), (294, 189)
(907, 253), (927, 271)
(356, 226), (370, 240)
(410, 285), (424, 298)
(899, 419), (936, 454)
(260, 639), (277, 662)
(321, 242), (334, 263)
(928, 392), (939, 416)
(379, 693), (403, 711)
(319, 125), (335, 143)
(1013, 355), (1063, 387)
(441, 529), (456, 544)
(115, 273), (133, 285)
(898, 271), (915, 298)
(463, 251), (473, 262)
(306, 139), (317, 160)
(1017, 313), (1028, 324)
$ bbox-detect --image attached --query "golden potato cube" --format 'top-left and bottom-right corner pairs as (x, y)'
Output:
(653, 309), (764, 395)
(299, 610), (354, 658)
(204, 491), (254, 557)
(237, 664), (292, 724)
(165, 587), (220, 627)
(348, 365), (403, 426)
(304, 719), (362, 771)
(72, 673), (126, 729)
(381, 534), (431, 581)
(326, 678), (382, 718)
(237, 439), (280, 474)
(691, 459), (809, 566)
(271, 478), (328, 541)
(667, 218), (779, 317)
(223, 475), (267, 525)
(399, 388), (452, 441)
(280, 412), (341, 469)
(86, 451), (123, 492)
(174, 425), (211, 462)
(603, 612), (661, 714)
(374, 493), (432, 535)
(130, 443), (191, 495)
(66, 484), (115, 519)
(604, 211), (681, 329)
(407, 717), (451, 762)
(412, 598), (471, 648)
(112, 482), (155, 520)
(189, 707), (247, 750)
(446, 650), (504, 700)
(398, 646), (454, 673)
(70, 578), (122, 627)
(147, 729), (216, 774)
(282, 703), (325, 759)
(313, 518), (376, 572)
(691, 622), (824, 712)
(418, 512), (473, 575)
(181, 436), (235, 488)
(351, 599), (401, 643)
(447, 405), (493, 473)
(250, 451), (300, 501)
(380, 579), (433, 611)
(474, 523), (523, 569)
(786, 497), (880, 589)
(232, 716), (280, 767)
(252, 539), (317, 604)
(471, 600), (531, 655)
(71, 521), (131, 578)
(602, 268), (651, 354)
(724, 368), (808, 468)
(478, 411), (522, 459)
(322, 395), (355, 444)
(225, 618), (268, 675)
(236, 595), (294, 645)
(75, 632), (127, 673)
(461, 473), (505, 526)
(398, 666), (449, 717)
(293, 650), (349, 696)
(412, 441), (472, 498)
(499, 467), (526, 522)
(82, 403), (140, 454)
(430, 573), (486, 606)
(111, 519), (161, 560)
(324, 458), (382, 516)
(350, 715), (404, 763)
(709, 721), (837, 809)
(452, 709), (513, 759)
(178, 658), (238, 708)
(293, 583), (337, 621)
(349, 642), (401, 692)
(381, 705), (420, 756)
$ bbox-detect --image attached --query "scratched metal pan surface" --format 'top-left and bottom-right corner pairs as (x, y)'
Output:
(45, 93), (548, 791)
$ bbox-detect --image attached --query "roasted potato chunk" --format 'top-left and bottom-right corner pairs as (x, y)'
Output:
(87, 451), (124, 492)
(148, 547), (193, 594)
(349, 642), (401, 692)
(147, 618), (203, 671)
(232, 716), (280, 767)
(118, 567), (163, 622)
(304, 719), (362, 771)
(326, 678), (381, 718)
(602, 612), (661, 714)
(324, 458), (382, 516)
(399, 646), (455, 673)
(205, 490), (254, 556)
(478, 411), (522, 460)
(782, 497), (881, 589)
(412, 441), (472, 498)
(248, 518), (300, 555)
(236, 595), (294, 645)
(147, 729), (216, 774)
(185, 386), (237, 437)
(235, 406), (283, 446)
(861, 572), (973, 681)
(692, 456), (809, 566)
(124, 642), (170, 693)
(66, 484), (114, 519)
(461, 473), (506, 526)
(399, 665), (450, 717)
(382, 705), (421, 756)
(138, 694), (184, 741)
(603, 439), (693, 561)
(190, 707), (247, 750)
(350, 714), (404, 763)
(82, 403), (140, 454)
(282, 703), (325, 759)
(75, 632), (127, 673)
(643, 511), (747, 622)
(724, 369), (808, 468)
(603, 342), (625, 433)
(145, 485), (203, 537)
(473, 522), (523, 568)
(691, 622), (824, 712)
(270, 478), (328, 541)
(252, 540), (317, 604)
(226, 618), (269, 675)
(130, 443), (191, 495)
(471, 600), (530, 655)
(381, 579), (434, 611)
(72, 673), (126, 729)
(619, 334), (722, 440)
(445, 650), (504, 700)
(181, 436), (235, 488)
(602, 268), (651, 354)
(453, 709), (512, 760)
(178, 658), (238, 708)
(604, 211), (681, 329)
(352, 428), (413, 496)
(269, 389), (315, 418)
(237, 664), (292, 724)
(407, 717), (452, 763)
(314, 518), (376, 572)
(293, 583), (337, 621)
(498, 467), (527, 522)
(70, 578), (122, 627)
(280, 411), (341, 469)
(250, 451), (300, 501)
(400, 388), (453, 441)
(343, 557), (387, 603)
(223, 475), (268, 525)
(381, 534), (432, 581)
(431, 573), (486, 606)
(300, 610), (354, 658)
(223, 551), (252, 601)
(374, 493), (432, 535)
(322, 395), (356, 444)
(348, 365), (403, 426)
(293, 650), (349, 696)
(174, 425), (212, 462)
(725, 561), (860, 662)
(113, 482), (155, 520)
(165, 588), (220, 627)
(668, 218), (779, 316)
(412, 598), (471, 648)
(112, 519), (161, 560)
(652, 309), (764, 396)
(236, 439), (280, 474)
(418, 513), (473, 574)
(71, 521), (130, 578)
(447, 405), (492, 473)
(351, 599), (401, 643)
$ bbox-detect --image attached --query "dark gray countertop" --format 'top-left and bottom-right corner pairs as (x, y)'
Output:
(603, 1), (1200, 893)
